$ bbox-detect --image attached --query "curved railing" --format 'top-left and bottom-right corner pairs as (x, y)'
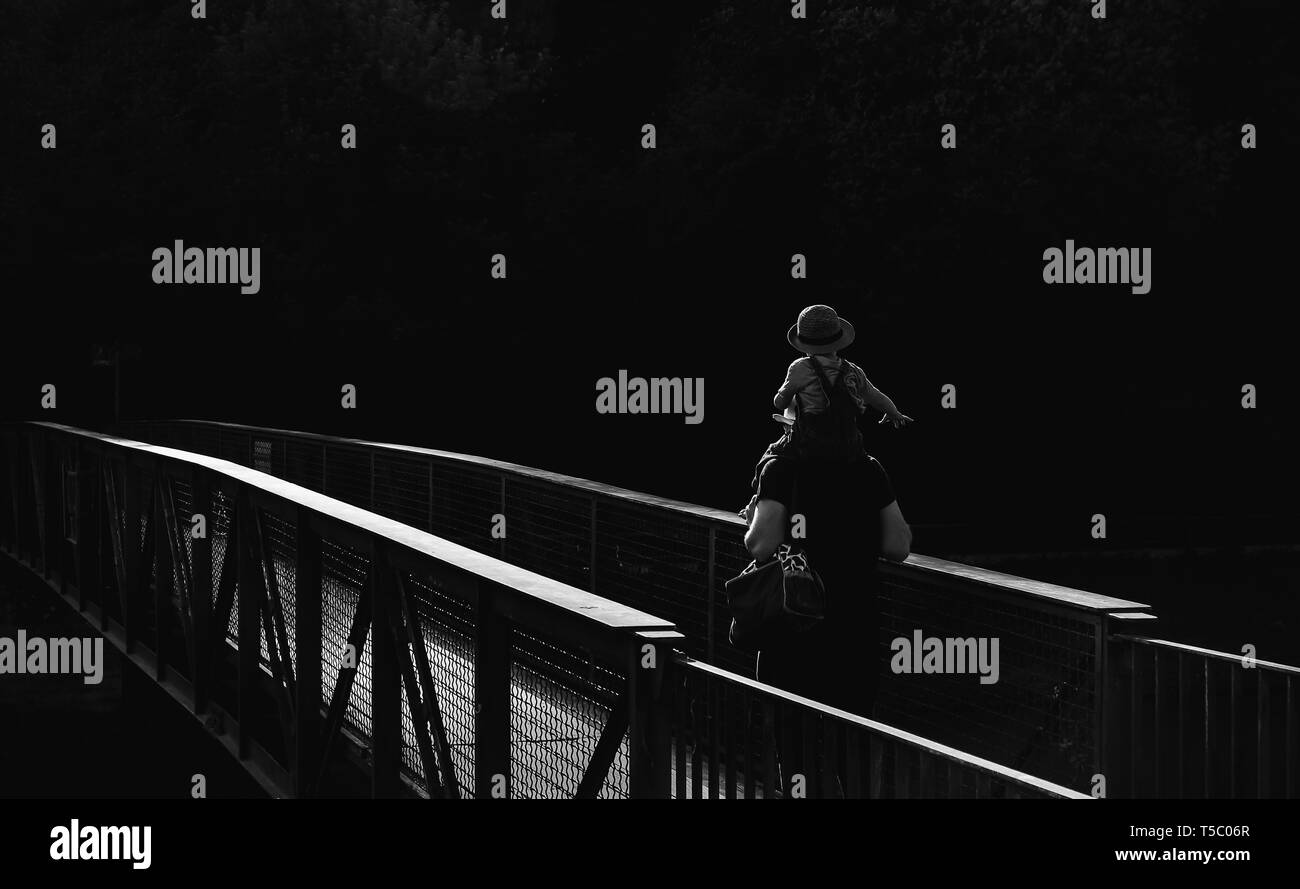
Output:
(111, 420), (1135, 791)
(107, 420), (1297, 797)
(2, 422), (676, 798)
(1, 421), (1091, 798)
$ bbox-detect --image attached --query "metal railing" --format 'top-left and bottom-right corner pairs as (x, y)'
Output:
(1103, 634), (1299, 799)
(2, 420), (1092, 798)
(2, 422), (681, 798)
(116, 420), (1140, 791)
(670, 656), (1087, 798)
(110, 420), (1299, 797)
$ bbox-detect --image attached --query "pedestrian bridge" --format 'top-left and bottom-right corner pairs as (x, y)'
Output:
(2, 420), (1295, 798)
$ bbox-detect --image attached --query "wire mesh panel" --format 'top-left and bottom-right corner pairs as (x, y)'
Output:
(189, 424), (222, 459)
(428, 460), (500, 551)
(284, 438), (325, 493)
(218, 429), (251, 466)
(163, 477), (196, 682)
(594, 501), (711, 658)
(7, 423), (689, 799)
(325, 446), (372, 508)
(321, 537), (373, 741)
(95, 461), (125, 626)
(373, 452), (430, 529)
(400, 571), (478, 797)
(252, 438), (274, 475)
(134, 466), (159, 651)
(211, 490), (235, 610)
(117, 421), (1192, 796)
(259, 510), (298, 676)
(510, 629), (630, 799)
(875, 571), (1101, 791)
(501, 477), (591, 591)
(345, 623), (376, 743)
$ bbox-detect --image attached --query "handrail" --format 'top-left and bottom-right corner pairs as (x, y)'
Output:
(2, 421), (682, 798)
(676, 657), (1091, 799)
(1112, 634), (1300, 675)
(115, 418), (1151, 793)
(166, 418), (747, 523)
(0, 420), (1103, 799)
(107, 419), (1300, 799)
(144, 418), (1149, 614)
(44, 423), (672, 634)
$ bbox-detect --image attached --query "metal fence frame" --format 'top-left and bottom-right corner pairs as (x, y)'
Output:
(1, 420), (1096, 799)
(2, 422), (683, 798)
(1103, 634), (1299, 799)
(107, 419), (1299, 798)
(116, 421), (1140, 789)
(670, 656), (1088, 799)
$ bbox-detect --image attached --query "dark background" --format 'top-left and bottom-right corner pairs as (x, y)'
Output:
(2, 0), (1297, 655)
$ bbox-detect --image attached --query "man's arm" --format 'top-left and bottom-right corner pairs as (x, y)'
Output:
(879, 500), (911, 562)
(744, 498), (787, 561)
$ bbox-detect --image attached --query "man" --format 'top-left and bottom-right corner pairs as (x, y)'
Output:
(743, 452), (911, 717)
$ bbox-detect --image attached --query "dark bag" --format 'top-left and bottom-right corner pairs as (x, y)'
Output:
(790, 357), (863, 461)
(725, 541), (826, 654)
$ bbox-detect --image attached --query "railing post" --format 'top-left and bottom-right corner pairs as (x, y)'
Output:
(121, 462), (143, 653)
(30, 430), (49, 577)
(1132, 640), (1150, 798)
(706, 525), (716, 666)
(628, 630), (680, 798)
(588, 498), (598, 593)
(154, 474), (171, 681)
(1093, 613), (1107, 796)
(1101, 624), (1131, 798)
(292, 506), (322, 800)
(1257, 668), (1270, 800)
(370, 541), (401, 797)
(191, 470), (213, 714)
(236, 488), (260, 760)
(294, 507), (323, 798)
(96, 454), (110, 634)
(74, 444), (99, 613)
(475, 584), (512, 798)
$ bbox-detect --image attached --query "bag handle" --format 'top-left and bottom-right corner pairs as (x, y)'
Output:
(785, 462), (801, 548)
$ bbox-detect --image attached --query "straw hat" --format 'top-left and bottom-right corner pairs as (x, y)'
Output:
(787, 305), (855, 354)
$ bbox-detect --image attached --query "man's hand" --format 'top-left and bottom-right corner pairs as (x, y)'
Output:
(738, 494), (758, 526)
(878, 412), (914, 429)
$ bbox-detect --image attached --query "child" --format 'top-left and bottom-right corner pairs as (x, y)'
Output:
(739, 305), (911, 521)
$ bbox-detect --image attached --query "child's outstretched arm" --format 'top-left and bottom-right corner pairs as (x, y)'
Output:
(860, 376), (913, 428)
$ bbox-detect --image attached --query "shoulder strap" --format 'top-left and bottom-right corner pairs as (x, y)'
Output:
(806, 356), (836, 401)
